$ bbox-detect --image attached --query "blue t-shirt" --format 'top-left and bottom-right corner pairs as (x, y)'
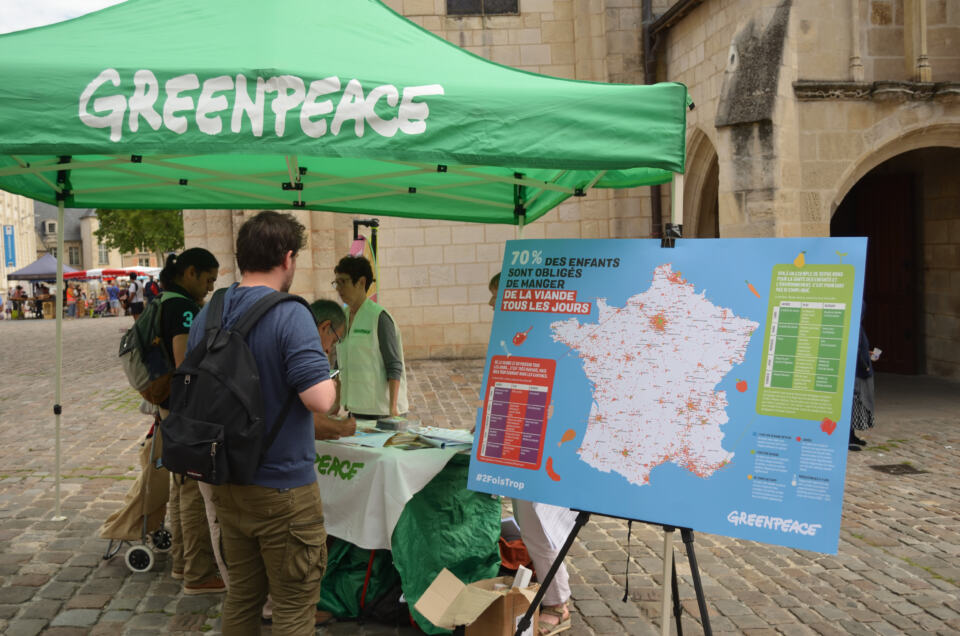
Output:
(107, 285), (119, 301)
(187, 283), (329, 489)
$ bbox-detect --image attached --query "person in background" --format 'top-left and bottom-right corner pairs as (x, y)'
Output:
(65, 283), (77, 319)
(308, 299), (357, 441)
(188, 211), (336, 634)
(144, 274), (161, 304)
(107, 280), (121, 317)
(332, 255), (408, 420)
(127, 273), (145, 320)
(849, 319), (876, 451)
(157, 248), (224, 595)
(488, 272), (572, 636)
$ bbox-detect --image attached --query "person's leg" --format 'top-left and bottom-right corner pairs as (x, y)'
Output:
(261, 481), (327, 634)
(168, 474), (185, 578)
(212, 483), (270, 636)
(178, 479), (219, 587)
(513, 499), (571, 607)
(197, 482), (229, 589)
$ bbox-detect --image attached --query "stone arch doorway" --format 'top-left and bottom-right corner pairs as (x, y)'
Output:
(684, 129), (720, 238)
(831, 146), (960, 379)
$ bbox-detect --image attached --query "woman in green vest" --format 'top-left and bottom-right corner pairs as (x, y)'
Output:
(332, 255), (408, 419)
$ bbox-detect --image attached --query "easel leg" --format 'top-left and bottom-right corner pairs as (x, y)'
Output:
(660, 527), (674, 636)
(670, 552), (683, 636)
(680, 528), (712, 635)
(514, 510), (590, 636)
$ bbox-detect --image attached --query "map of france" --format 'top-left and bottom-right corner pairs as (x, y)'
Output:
(551, 264), (759, 486)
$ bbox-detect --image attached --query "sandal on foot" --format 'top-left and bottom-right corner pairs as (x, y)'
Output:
(538, 604), (571, 636)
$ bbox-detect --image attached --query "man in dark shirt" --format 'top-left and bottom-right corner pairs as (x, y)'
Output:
(187, 211), (335, 634)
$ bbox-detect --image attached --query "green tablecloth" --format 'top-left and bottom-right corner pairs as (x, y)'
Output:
(319, 454), (501, 634)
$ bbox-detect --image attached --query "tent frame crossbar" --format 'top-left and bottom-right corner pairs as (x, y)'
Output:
(0, 155), (188, 178)
(388, 160), (579, 195)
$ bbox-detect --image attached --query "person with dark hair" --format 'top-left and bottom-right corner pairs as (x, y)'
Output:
(333, 254), (408, 420)
(156, 247), (224, 594)
(128, 272), (145, 320)
(309, 299), (356, 443)
(186, 211), (335, 633)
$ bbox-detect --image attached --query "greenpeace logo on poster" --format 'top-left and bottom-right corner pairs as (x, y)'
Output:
(726, 510), (822, 536)
(79, 69), (444, 142)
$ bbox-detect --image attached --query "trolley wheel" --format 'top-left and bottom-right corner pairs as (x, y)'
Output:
(124, 545), (155, 573)
(151, 528), (172, 553)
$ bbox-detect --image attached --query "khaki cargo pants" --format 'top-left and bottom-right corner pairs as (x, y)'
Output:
(210, 481), (327, 636)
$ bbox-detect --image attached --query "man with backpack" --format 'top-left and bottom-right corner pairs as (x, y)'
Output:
(144, 275), (161, 305)
(174, 211), (336, 634)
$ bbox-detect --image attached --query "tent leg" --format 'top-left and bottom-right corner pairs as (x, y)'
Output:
(52, 199), (65, 522)
(517, 214), (525, 240)
(671, 172), (684, 227)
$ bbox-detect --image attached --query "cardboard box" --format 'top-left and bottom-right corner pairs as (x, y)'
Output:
(415, 568), (540, 636)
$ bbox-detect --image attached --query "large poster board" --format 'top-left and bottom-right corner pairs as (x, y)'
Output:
(468, 238), (867, 554)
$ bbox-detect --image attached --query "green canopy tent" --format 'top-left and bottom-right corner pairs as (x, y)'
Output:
(0, 0), (688, 524)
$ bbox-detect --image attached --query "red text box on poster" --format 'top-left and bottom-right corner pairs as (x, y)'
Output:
(477, 356), (556, 470)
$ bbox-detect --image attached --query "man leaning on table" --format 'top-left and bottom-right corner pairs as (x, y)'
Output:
(310, 298), (358, 440)
(331, 254), (409, 420)
(186, 211), (336, 636)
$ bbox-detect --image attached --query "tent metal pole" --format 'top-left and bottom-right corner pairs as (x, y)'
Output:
(671, 172), (684, 227)
(53, 197), (66, 521)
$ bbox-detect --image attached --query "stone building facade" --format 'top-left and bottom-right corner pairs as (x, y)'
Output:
(0, 191), (36, 286)
(183, 0), (960, 378)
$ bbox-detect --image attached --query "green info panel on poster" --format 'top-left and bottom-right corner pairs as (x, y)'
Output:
(468, 238), (867, 554)
(756, 265), (857, 422)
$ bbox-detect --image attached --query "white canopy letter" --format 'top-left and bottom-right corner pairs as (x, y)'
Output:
(163, 74), (200, 135)
(128, 70), (161, 133)
(398, 84), (444, 135)
(266, 75), (306, 137)
(365, 84), (399, 137)
(196, 75), (234, 135)
(331, 79), (367, 137)
(300, 77), (340, 138)
(231, 74), (266, 137)
(78, 69), (126, 142)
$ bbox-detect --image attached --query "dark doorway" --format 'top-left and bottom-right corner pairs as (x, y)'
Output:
(832, 173), (921, 374)
(695, 156), (720, 238)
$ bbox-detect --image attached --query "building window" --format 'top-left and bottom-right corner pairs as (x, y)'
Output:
(138, 255), (150, 267)
(447, 0), (518, 16)
(68, 246), (80, 265)
(98, 243), (109, 265)
(49, 247), (57, 258)
(45, 220), (57, 234)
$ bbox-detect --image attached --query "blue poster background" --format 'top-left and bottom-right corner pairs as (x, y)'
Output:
(3, 225), (15, 267)
(468, 238), (867, 554)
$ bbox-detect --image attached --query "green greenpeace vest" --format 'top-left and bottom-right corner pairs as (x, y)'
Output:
(338, 299), (408, 416)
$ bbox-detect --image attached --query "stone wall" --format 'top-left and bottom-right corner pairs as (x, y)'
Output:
(0, 191), (36, 286)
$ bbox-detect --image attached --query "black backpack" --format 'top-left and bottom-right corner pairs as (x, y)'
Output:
(160, 287), (311, 485)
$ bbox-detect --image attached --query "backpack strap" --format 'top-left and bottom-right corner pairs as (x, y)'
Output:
(204, 287), (229, 335)
(230, 291), (311, 338)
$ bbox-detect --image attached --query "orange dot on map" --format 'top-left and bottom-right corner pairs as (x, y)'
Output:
(747, 474), (753, 480)
(558, 429), (576, 447)
(546, 457), (562, 481)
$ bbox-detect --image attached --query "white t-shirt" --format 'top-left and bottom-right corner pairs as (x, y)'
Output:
(129, 280), (144, 303)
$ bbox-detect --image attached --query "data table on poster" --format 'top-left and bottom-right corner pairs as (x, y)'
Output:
(763, 301), (846, 393)
(479, 382), (549, 469)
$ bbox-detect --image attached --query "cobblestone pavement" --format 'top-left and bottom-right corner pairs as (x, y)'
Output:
(1, 317), (958, 635)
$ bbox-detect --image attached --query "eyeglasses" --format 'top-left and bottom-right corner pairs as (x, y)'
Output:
(331, 325), (343, 345)
(330, 278), (351, 289)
